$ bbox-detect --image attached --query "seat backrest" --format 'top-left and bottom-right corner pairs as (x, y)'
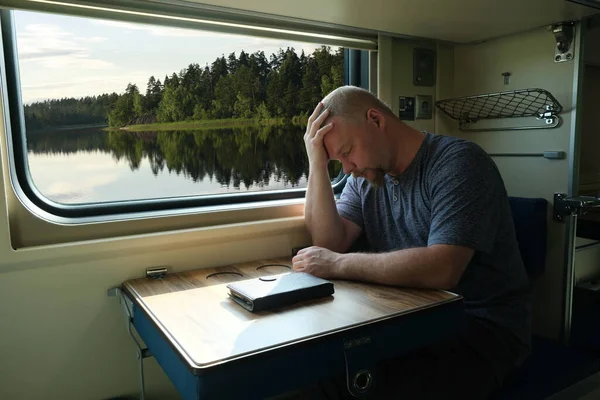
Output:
(508, 197), (549, 280)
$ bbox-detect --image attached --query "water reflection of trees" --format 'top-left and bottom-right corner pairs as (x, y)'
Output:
(26, 127), (109, 155)
(27, 125), (342, 189)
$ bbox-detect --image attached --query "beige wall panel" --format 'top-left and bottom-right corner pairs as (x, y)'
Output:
(377, 34), (394, 109)
(435, 43), (455, 135)
(0, 224), (311, 399)
(391, 39), (436, 133)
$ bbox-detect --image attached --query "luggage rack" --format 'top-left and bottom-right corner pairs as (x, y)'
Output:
(436, 88), (563, 132)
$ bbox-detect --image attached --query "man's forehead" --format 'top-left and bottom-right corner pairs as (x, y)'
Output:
(323, 123), (345, 158)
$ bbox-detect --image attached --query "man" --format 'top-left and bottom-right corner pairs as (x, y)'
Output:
(291, 86), (531, 399)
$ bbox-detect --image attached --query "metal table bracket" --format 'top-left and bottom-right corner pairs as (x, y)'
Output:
(108, 287), (153, 400)
(553, 193), (600, 344)
(343, 335), (375, 398)
(553, 193), (600, 222)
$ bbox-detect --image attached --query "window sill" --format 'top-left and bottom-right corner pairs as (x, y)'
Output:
(0, 211), (308, 272)
(7, 191), (307, 249)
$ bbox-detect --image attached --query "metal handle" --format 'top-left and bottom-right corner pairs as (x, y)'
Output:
(459, 115), (561, 132)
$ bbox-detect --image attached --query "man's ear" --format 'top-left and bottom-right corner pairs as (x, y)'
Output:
(366, 108), (385, 129)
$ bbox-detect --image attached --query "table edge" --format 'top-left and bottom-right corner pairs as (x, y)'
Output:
(123, 281), (463, 371)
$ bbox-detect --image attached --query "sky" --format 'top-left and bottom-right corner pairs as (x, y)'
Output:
(14, 10), (323, 104)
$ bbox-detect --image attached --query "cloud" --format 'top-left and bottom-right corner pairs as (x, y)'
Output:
(28, 152), (121, 203)
(19, 49), (79, 60)
(44, 172), (118, 203)
(16, 23), (113, 70)
(85, 36), (109, 43)
(21, 71), (151, 103)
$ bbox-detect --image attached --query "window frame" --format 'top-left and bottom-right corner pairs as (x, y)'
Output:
(0, 5), (375, 221)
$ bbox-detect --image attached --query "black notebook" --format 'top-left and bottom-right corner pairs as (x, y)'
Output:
(227, 272), (335, 312)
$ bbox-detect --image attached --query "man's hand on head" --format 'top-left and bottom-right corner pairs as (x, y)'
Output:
(304, 102), (334, 170)
(292, 246), (343, 279)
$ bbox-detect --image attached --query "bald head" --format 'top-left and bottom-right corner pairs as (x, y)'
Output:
(321, 86), (395, 124)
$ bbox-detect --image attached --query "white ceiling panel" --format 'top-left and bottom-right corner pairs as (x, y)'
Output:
(187, 0), (598, 43)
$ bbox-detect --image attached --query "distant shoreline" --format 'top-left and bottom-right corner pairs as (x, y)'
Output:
(28, 117), (311, 134)
(115, 117), (307, 132)
(28, 123), (108, 133)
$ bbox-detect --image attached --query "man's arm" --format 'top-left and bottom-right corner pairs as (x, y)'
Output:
(337, 245), (473, 289)
(303, 103), (361, 253)
(305, 169), (361, 253)
(295, 141), (501, 290)
(292, 245), (473, 290)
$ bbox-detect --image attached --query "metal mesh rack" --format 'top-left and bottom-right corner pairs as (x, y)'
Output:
(435, 88), (563, 132)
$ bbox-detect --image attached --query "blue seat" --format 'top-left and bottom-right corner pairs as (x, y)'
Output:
(508, 196), (548, 280)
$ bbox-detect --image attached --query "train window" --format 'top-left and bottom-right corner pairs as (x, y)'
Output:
(3, 7), (373, 218)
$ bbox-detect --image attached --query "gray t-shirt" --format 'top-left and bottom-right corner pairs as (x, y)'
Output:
(336, 132), (531, 353)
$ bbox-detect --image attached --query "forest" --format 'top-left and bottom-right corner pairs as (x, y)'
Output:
(23, 46), (344, 130)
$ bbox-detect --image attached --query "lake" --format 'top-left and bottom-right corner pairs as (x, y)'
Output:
(25, 125), (341, 204)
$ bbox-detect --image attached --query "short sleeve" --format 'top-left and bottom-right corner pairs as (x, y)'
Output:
(336, 175), (365, 230)
(427, 143), (503, 253)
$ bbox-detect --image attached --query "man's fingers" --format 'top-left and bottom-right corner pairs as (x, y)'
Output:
(292, 258), (307, 271)
(292, 253), (303, 264)
(307, 102), (324, 126)
(313, 123), (334, 143)
(295, 247), (308, 256)
(313, 109), (330, 130)
(292, 261), (304, 271)
(306, 109), (330, 140)
(296, 246), (319, 255)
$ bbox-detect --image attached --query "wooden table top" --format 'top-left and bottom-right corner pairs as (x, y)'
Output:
(123, 257), (461, 370)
